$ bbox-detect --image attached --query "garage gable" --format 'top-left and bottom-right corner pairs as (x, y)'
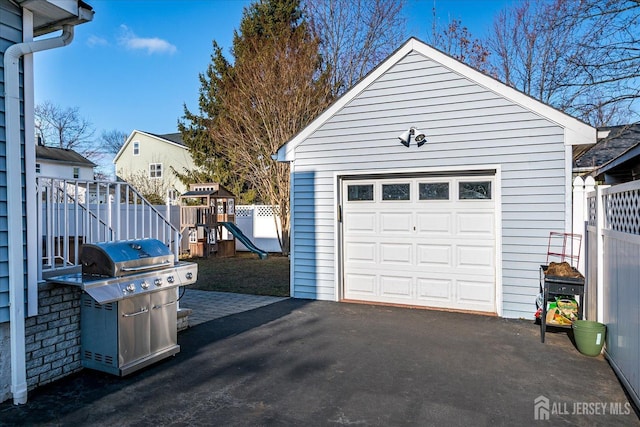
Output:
(277, 37), (595, 161)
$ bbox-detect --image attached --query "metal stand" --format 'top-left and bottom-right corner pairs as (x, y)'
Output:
(540, 265), (585, 343)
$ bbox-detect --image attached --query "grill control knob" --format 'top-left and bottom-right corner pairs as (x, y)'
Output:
(141, 281), (149, 289)
(126, 283), (136, 293)
(154, 278), (163, 286)
(185, 272), (193, 280)
(167, 276), (175, 284)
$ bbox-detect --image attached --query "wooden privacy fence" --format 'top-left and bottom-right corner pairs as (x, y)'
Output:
(574, 176), (640, 409)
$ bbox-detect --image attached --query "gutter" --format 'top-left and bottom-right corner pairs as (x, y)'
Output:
(3, 22), (74, 406)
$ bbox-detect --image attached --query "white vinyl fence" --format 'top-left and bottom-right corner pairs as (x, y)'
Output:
(575, 177), (640, 409)
(235, 205), (282, 253)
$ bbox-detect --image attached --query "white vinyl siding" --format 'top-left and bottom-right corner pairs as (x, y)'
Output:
(290, 51), (568, 318)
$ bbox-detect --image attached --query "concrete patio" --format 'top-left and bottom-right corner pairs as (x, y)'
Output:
(0, 296), (637, 426)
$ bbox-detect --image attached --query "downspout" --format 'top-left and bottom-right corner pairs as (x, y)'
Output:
(3, 24), (74, 406)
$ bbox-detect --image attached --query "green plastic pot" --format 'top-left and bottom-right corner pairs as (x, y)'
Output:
(572, 320), (606, 357)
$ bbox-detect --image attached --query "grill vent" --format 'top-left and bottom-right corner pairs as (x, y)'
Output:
(86, 299), (114, 311)
(84, 350), (114, 366)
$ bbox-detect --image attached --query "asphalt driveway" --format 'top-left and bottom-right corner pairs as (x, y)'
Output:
(1, 299), (638, 426)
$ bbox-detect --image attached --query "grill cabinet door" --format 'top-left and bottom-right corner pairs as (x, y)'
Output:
(118, 294), (150, 367)
(150, 289), (177, 353)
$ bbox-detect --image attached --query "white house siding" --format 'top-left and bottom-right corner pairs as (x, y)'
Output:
(290, 52), (567, 318)
(38, 161), (94, 180)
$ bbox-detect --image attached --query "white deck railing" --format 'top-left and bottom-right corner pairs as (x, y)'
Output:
(37, 177), (180, 279)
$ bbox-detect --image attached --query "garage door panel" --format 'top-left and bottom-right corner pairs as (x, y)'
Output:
(457, 280), (495, 305)
(457, 245), (494, 269)
(380, 212), (413, 233)
(380, 276), (412, 298)
(345, 242), (376, 263)
(457, 213), (494, 235)
(380, 243), (412, 264)
(416, 213), (452, 234)
(417, 244), (452, 267)
(416, 278), (452, 301)
(344, 213), (376, 233)
(345, 274), (376, 296)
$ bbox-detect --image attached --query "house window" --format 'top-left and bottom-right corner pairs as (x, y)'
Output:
(36, 163), (41, 174)
(73, 167), (80, 179)
(133, 141), (140, 156)
(149, 163), (163, 178)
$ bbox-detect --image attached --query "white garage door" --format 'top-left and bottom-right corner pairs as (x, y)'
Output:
(342, 175), (496, 313)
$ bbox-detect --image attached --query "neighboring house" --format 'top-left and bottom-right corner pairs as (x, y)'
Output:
(36, 143), (96, 180)
(276, 37), (596, 319)
(1, 0), (93, 404)
(574, 124), (640, 184)
(113, 130), (196, 203)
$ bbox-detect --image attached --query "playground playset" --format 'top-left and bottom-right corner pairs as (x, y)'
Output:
(179, 183), (267, 259)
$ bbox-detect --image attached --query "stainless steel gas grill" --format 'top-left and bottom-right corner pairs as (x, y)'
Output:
(49, 238), (197, 376)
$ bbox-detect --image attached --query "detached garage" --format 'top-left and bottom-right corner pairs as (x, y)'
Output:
(276, 38), (596, 319)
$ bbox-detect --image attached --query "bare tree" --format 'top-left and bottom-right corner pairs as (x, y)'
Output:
(561, 0), (639, 125)
(428, 16), (490, 73)
(35, 101), (96, 153)
(487, 0), (639, 126)
(100, 129), (129, 155)
(488, 0), (583, 106)
(116, 169), (172, 205)
(304, 0), (406, 96)
(212, 22), (332, 255)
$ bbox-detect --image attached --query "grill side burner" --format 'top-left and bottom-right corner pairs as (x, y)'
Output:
(48, 238), (197, 376)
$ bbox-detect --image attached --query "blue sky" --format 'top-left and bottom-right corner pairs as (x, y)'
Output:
(34, 0), (514, 171)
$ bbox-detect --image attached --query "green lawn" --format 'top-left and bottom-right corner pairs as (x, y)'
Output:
(188, 252), (290, 297)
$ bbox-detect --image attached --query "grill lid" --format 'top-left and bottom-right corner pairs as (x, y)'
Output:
(81, 239), (174, 277)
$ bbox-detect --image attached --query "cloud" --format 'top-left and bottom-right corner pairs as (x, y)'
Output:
(87, 35), (108, 47)
(118, 25), (177, 55)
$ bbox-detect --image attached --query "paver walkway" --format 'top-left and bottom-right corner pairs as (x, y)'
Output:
(178, 288), (288, 326)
